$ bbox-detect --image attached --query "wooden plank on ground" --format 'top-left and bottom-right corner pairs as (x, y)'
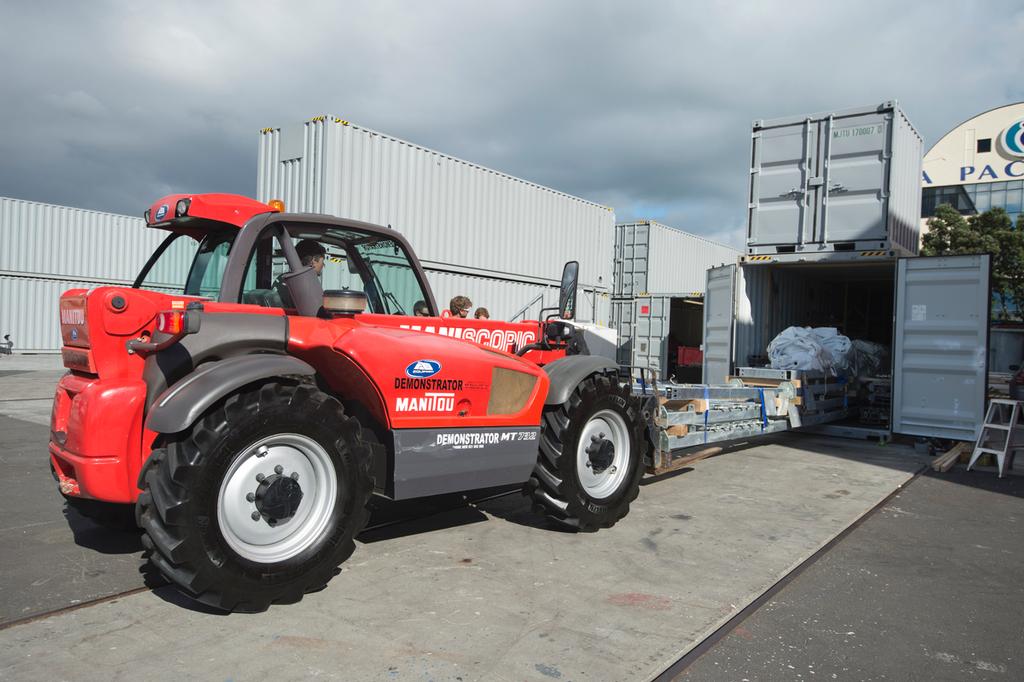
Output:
(932, 442), (970, 472)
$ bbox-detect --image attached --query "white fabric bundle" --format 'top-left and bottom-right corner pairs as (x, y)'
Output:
(767, 326), (832, 372)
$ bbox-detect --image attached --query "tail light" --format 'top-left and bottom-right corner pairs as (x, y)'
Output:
(156, 310), (187, 334)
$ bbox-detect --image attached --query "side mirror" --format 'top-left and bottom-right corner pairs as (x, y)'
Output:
(559, 261), (579, 320)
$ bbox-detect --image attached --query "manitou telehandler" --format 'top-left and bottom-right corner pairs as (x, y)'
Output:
(50, 193), (648, 611)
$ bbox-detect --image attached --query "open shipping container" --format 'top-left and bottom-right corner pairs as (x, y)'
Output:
(703, 254), (991, 441)
(616, 294), (704, 382)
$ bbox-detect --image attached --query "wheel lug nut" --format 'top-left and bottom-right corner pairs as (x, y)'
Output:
(256, 473), (265, 483)
(251, 511), (260, 521)
(599, 432), (605, 439)
(290, 472), (299, 480)
(274, 465), (284, 475)
(591, 435), (599, 442)
(246, 493), (255, 502)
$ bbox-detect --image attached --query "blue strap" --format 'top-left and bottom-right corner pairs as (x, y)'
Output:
(703, 385), (710, 444)
(758, 388), (768, 429)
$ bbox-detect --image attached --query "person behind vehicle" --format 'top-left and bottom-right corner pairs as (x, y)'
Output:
(449, 295), (472, 318)
(474, 307), (490, 320)
(413, 300), (431, 317)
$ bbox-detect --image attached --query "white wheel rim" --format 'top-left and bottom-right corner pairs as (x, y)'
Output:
(576, 409), (631, 500)
(217, 433), (338, 563)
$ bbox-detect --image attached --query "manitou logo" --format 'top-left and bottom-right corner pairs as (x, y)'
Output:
(60, 309), (85, 325)
(394, 392), (455, 413)
(398, 325), (538, 352)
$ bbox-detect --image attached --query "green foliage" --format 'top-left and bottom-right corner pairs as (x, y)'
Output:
(922, 205), (1024, 319)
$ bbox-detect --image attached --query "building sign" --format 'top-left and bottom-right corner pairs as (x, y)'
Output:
(1000, 119), (1024, 159)
(922, 159), (1024, 184)
(922, 104), (1024, 187)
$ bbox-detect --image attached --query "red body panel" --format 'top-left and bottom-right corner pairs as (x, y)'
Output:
(288, 317), (548, 429)
(146, 193), (278, 231)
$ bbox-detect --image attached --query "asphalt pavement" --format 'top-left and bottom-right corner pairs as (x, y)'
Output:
(678, 468), (1024, 681)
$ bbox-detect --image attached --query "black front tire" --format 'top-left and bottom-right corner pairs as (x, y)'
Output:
(137, 381), (373, 612)
(527, 373), (646, 531)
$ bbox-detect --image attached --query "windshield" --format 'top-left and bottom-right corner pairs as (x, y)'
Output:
(135, 223), (432, 314)
(240, 224), (433, 315)
(134, 231), (238, 297)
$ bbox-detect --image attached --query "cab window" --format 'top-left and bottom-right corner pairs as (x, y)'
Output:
(238, 225), (432, 315)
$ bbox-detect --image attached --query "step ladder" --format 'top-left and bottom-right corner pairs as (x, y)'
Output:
(967, 399), (1022, 478)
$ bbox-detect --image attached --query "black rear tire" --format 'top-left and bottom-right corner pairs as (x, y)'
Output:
(137, 381), (373, 612)
(527, 373), (646, 531)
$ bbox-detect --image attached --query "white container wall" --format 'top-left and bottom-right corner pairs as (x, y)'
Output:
(0, 276), (100, 351)
(614, 221), (739, 296)
(1, 197), (164, 283)
(426, 268), (610, 325)
(257, 117), (615, 295)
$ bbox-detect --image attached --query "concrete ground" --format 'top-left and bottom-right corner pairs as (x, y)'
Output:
(0, 359), (924, 682)
(678, 468), (1024, 681)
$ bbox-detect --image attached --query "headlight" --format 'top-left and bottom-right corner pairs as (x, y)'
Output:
(175, 198), (191, 217)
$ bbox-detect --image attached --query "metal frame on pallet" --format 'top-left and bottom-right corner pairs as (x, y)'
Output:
(632, 366), (851, 474)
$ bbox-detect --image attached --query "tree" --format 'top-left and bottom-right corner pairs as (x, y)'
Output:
(921, 204), (1024, 319)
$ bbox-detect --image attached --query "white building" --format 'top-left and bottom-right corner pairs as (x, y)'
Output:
(922, 102), (1024, 227)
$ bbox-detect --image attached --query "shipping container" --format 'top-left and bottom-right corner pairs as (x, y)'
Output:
(614, 221), (739, 296)
(0, 275), (100, 352)
(257, 117), (615, 309)
(747, 101), (923, 258)
(424, 268), (610, 324)
(628, 294), (704, 382)
(702, 254), (991, 441)
(0, 197), (177, 283)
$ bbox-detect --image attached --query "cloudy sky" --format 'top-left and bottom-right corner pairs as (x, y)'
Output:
(1, 0), (1021, 246)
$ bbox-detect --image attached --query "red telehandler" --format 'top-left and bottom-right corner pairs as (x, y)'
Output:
(50, 193), (648, 611)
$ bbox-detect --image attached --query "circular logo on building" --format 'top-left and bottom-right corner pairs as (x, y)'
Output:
(1000, 120), (1024, 158)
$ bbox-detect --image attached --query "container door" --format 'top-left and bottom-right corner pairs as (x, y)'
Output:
(611, 298), (635, 366)
(892, 254), (990, 441)
(749, 122), (815, 247)
(631, 295), (670, 380)
(816, 111), (891, 244)
(703, 265), (737, 384)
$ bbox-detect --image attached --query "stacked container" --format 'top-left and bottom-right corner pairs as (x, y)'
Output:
(746, 101), (922, 259)
(257, 116), (615, 323)
(610, 220), (738, 378)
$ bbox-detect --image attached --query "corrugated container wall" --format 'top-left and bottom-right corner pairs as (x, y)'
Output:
(256, 117), (615, 320)
(614, 221), (739, 296)
(746, 101), (922, 257)
(1, 197), (161, 283)
(0, 197), (185, 351)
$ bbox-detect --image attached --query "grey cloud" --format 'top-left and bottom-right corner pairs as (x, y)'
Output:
(0, 0), (1021, 247)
